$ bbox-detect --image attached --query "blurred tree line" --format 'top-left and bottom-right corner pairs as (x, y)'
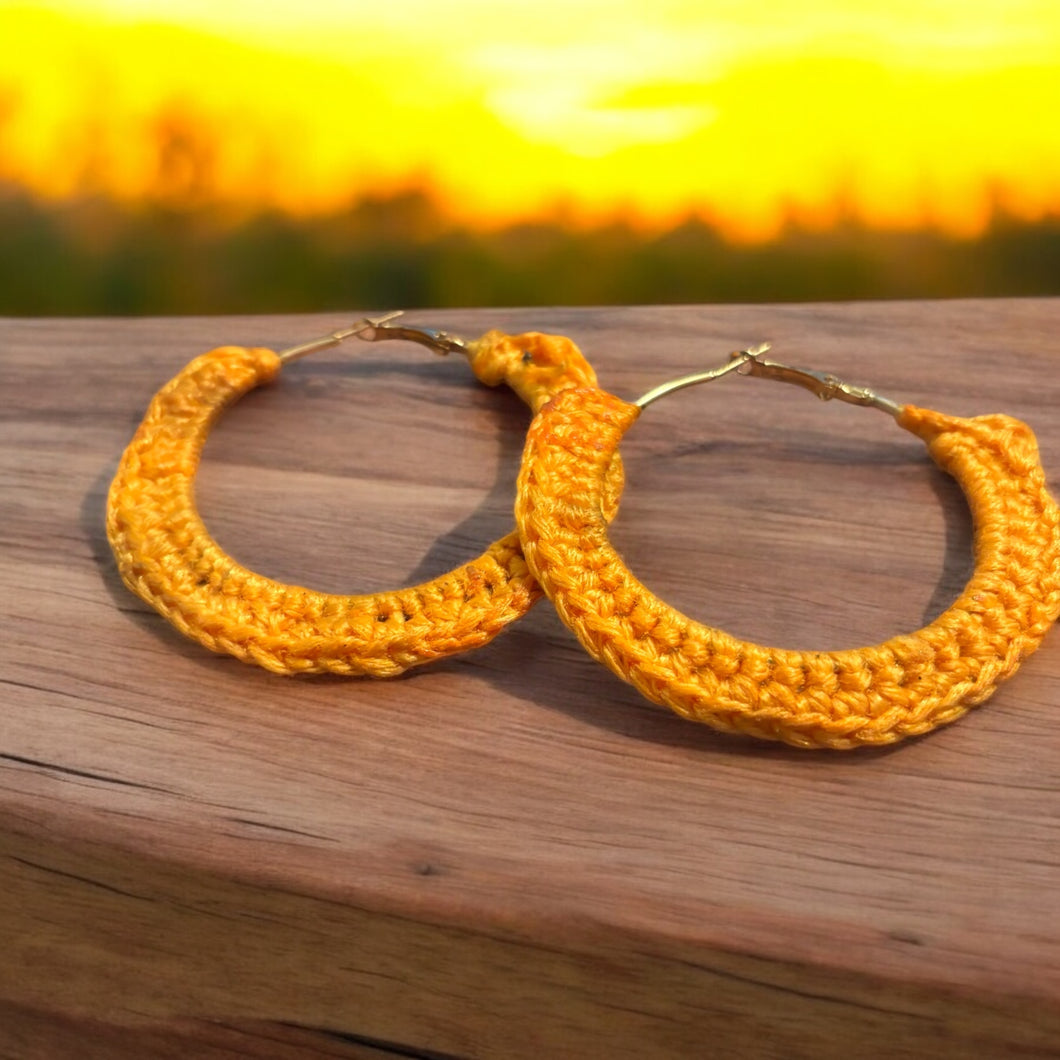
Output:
(1, 182), (1058, 315)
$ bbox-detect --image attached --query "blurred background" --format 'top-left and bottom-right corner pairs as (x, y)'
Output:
(1, 0), (1058, 315)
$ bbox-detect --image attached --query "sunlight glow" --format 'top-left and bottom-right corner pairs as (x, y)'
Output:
(1, 0), (1058, 239)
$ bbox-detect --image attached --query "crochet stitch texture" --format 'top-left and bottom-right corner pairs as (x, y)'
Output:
(516, 388), (1060, 749)
(107, 331), (622, 676)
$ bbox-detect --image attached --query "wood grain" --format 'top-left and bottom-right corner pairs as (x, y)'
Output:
(1, 301), (1059, 1058)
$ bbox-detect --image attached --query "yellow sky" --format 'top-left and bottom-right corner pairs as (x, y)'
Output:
(2, 1), (1059, 239)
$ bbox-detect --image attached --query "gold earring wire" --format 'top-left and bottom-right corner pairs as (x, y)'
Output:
(276, 310), (404, 363)
(635, 343), (901, 417)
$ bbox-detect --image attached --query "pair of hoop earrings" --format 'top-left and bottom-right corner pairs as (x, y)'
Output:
(107, 314), (1060, 750)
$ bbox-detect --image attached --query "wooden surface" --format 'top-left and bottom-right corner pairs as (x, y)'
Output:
(2, 300), (1059, 1058)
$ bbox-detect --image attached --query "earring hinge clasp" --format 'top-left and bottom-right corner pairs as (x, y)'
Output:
(734, 348), (901, 416)
(357, 321), (469, 356)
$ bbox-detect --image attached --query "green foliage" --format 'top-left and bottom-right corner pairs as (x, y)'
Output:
(1, 185), (1058, 315)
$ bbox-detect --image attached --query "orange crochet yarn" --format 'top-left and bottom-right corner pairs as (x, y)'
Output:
(516, 380), (1060, 750)
(107, 326), (622, 676)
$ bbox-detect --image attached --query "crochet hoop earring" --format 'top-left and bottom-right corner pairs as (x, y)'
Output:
(516, 345), (1060, 750)
(107, 314), (623, 676)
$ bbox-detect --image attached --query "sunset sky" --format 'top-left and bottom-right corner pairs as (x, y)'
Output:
(2, 0), (1058, 240)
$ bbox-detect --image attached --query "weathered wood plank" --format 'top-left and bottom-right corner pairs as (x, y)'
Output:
(1, 301), (1059, 1056)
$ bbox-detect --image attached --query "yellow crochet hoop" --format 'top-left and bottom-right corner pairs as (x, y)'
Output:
(516, 345), (1060, 750)
(107, 315), (623, 676)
